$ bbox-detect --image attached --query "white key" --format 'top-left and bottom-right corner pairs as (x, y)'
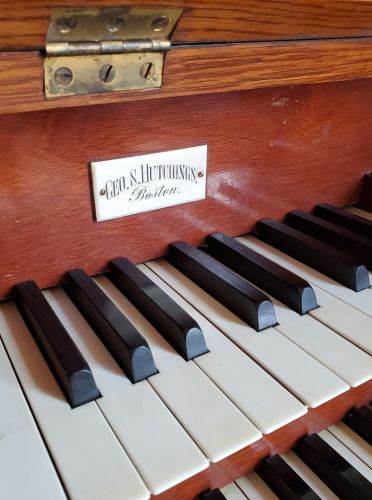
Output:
(44, 287), (208, 495)
(146, 259), (348, 408)
(345, 206), (372, 221)
(281, 451), (338, 500)
(141, 263), (306, 433)
(327, 422), (372, 468)
(0, 339), (66, 500)
(319, 429), (372, 481)
(236, 472), (278, 500)
(277, 314), (372, 387)
(237, 235), (372, 318)
(310, 301), (372, 355)
(95, 276), (260, 463)
(0, 302), (149, 500)
(221, 482), (248, 499)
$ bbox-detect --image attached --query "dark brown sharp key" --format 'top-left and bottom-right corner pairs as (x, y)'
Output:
(256, 455), (320, 500)
(286, 210), (372, 270)
(255, 219), (370, 292)
(64, 269), (157, 383)
(343, 406), (372, 445)
(168, 241), (276, 331)
(314, 203), (372, 240)
(14, 280), (100, 408)
(109, 258), (208, 361)
(207, 233), (318, 315)
(199, 489), (227, 500)
(358, 172), (372, 213)
(294, 434), (371, 500)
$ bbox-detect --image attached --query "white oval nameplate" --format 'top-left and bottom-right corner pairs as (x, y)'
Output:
(91, 145), (207, 222)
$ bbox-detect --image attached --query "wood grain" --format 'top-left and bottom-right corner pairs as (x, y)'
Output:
(2, 0), (372, 49)
(155, 380), (372, 499)
(0, 80), (372, 298)
(4, 38), (372, 115)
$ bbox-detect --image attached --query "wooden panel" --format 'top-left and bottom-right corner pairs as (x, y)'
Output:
(4, 38), (372, 115)
(0, 80), (372, 298)
(156, 382), (372, 499)
(2, 0), (372, 49)
(154, 380), (372, 499)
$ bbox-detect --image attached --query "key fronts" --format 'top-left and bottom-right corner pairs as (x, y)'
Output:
(207, 233), (318, 315)
(168, 241), (276, 331)
(343, 406), (372, 445)
(358, 172), (372, 213)
(109, 257), (208, 361)
(65, 268), (157, 383)
(14, 280), (100, 408)
(255, 219), (370, 292)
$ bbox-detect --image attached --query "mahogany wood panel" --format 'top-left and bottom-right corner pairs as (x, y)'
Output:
(154, 380), (372, 499)
(4, 38), (372, 115)
(3, 0), (372, 49)
(1, 80), (372, 298)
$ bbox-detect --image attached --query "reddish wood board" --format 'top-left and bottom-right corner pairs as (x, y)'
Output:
(2, 0), (372, 49)
(1, 79), (372, 298)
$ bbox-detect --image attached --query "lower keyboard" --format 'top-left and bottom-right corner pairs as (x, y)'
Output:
(202, 413), (372, 500)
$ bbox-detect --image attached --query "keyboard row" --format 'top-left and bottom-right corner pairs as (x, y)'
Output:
(202, 407), (372, 500)
(1, 206), (372, 499)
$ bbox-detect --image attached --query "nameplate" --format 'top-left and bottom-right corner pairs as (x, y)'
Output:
(91, 145), (207, 222)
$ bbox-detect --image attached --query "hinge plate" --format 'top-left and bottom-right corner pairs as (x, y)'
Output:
(44, 7), (182, 98)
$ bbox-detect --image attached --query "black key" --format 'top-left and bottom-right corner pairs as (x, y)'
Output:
(199, 489), (227, 500)
(109, 258), (208, 361)
(294, 434), (371, 500)
(255, 219), (370, 292)
(358, 172), (372, 213)
(64, 269), (157, 383)
(207, 233), (318, 315)
(286, 210), (372, 270)
(256, 455), (320, 500)
(343, 406), (372, 445)
(14, 280), (100, 408)
(168, 241), (276, 331)
(314, 204), (372, 240)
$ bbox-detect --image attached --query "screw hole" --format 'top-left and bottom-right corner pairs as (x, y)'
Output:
(151, 16), (169, 32)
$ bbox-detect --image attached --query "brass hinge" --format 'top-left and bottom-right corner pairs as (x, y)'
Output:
(44, 7), (182, 98)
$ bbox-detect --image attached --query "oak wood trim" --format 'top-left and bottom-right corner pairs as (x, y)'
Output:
(153, 380), (372, 499)
(3, 38), (372, 115)
(3, 0), (372, 49)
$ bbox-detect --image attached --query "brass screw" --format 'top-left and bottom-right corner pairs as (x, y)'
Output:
(151, 16), (169, 32)
(99, 64), (116, 83)
(56, 17), (76, 34)
(198, 171), (204, 178)
(54, 67), (73, 86)
(100, 189), (106, 196)
(140, 62), (155, 80)
(106, 16), (125, 33)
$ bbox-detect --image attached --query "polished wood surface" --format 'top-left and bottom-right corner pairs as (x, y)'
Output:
(155, 380), (372, 499)
(2, 0), (372, 49)
(4, 38), (372, 115)
(1, 79), (372, 299)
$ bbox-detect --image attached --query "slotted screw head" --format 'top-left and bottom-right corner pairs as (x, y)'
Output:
(56, 17), (76, 34)
(99, 64), (116, 83)
(54, 67), (73, 86)
(106, 16), (125, 33)
(140, 62), (155, 80)
(151, 16), (169, 31)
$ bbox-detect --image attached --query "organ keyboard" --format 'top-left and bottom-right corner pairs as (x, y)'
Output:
(2, 2), (372, 499)
(1, 194), (372, 499)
